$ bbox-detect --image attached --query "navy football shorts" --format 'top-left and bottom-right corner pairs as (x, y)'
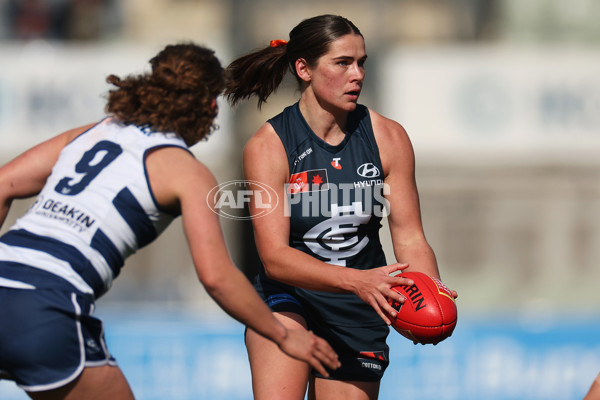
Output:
(254, 276), (390, 382)
(0, 287), (116, 392)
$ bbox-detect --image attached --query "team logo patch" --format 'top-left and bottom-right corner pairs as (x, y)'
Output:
(303, 202), (370, 266)
(288, 169), (329, 194)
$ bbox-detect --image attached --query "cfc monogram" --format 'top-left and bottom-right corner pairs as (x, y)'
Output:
(303, 202), (370, 266)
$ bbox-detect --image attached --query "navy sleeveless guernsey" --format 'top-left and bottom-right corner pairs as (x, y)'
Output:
(266, 102), (389, 327)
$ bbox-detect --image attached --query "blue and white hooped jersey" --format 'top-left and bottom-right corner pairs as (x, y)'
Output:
(0, 118), (189, 298)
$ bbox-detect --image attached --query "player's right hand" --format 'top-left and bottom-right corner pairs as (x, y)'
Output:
(277, 329), (341, 377)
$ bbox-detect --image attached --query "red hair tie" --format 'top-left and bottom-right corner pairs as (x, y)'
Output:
(270, 39), (288, 48)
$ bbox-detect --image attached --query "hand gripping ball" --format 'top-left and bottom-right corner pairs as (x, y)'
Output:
(389, 272), (457, 345)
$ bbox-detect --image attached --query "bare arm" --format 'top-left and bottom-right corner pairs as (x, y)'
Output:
(145, 146), (340, 375)
(0, 124), (95, 229)
(244, 123), (413, 325)
(371, 110), (456, 296)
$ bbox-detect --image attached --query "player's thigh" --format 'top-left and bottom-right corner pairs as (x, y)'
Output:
(246, 311), (310, 400)
(308, 376), (380, 400)
(27, 365), (134, 400)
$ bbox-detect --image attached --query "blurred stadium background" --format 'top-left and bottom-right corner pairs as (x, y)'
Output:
(1, 0), (599, 399)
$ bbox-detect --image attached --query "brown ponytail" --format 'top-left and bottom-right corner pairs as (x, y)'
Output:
(224, 14), (362, 109)
(224, 45), (289, 109)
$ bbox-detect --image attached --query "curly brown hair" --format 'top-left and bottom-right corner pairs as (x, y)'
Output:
(106, 43), (225, 146)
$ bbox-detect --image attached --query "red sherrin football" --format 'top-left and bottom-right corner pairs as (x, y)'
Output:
(389, 272), (457, 345)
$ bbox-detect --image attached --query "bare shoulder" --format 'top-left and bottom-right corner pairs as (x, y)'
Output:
(244, 122), (284, 158)
(64, 122), (98, 142)
(369, 110), (411, 147)
(149, 146), (216, 186)
(369, 110), (415, 176)
(146, 146), (217, 212)
(243, 122), (288, 180)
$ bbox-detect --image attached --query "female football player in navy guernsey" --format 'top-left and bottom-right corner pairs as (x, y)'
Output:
(0, 42), (340, 400)
(225, 14), (457, 400)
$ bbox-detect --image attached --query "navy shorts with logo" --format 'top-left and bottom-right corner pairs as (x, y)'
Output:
(0, 286), (116, 392)
(254, 275), (390, 382)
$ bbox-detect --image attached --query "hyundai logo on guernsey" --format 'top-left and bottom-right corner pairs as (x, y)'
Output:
(357, 163), (380, 178)
(355, 162), (383, 189)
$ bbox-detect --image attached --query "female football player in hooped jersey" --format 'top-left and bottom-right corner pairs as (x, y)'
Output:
(0, 43), (340, 400)
(225, 14), (457, 400)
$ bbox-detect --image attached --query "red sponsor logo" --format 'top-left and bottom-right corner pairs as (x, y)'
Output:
(331, 157), (342, 170)
(359, 351), (387, 362)
(287, 169), (328, 194)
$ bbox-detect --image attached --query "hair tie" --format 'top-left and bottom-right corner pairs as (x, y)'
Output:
(270, 39), (288, 48)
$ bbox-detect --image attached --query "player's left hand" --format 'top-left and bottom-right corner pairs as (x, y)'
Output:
(353, 263), (413, 325)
